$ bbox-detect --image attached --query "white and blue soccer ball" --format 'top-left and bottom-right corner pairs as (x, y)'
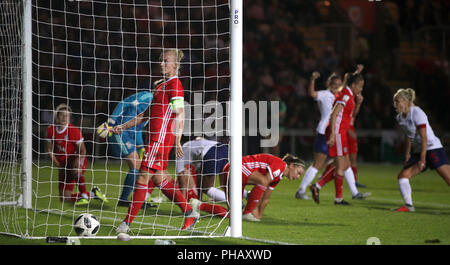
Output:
(73, 213), (100, 236)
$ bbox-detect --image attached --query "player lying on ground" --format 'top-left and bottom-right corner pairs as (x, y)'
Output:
(393, 88), (450, 212)
(191, 153), (305, 222)
(97, 91), (154, 208)
(46, 104), (108, 206)
(114, 49), (199, 232)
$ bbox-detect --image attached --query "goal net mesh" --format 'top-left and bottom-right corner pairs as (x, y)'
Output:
(0, 0), (26, 236)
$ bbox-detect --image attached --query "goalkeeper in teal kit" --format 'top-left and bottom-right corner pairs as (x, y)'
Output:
(97, 91), (153, 207)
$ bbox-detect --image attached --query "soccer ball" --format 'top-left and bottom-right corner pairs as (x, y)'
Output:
(96, 122), (112, 138)
(73, 213), (100, 236)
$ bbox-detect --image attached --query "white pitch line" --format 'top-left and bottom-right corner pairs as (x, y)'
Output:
(315, 192), (450, 208)
(28, 207), (293, 244)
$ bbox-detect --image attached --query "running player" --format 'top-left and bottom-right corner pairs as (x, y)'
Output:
(97, 91), (153, 207)
(393, 88), (450, 212)
(296, 65), (364, 200)
(295, 71), (341, 199)
(114, 49), (199, 232)
(46, 104), (108, 205)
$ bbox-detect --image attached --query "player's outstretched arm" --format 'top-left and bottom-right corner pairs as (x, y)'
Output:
(111, 111), (147, 135)
(353, 93), (364, 118)
(353, 64), (364, 75)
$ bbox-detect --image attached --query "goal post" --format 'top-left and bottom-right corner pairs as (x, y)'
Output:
(21, 0), (33, 210)
(1, 0), (243, 240)
(229, 0), (242, 238)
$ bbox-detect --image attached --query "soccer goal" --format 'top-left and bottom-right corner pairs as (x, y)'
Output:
(0, 0), (242, 241)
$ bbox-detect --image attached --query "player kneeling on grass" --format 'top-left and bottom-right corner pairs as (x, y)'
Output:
(393, 88), (450, 212)
(46, 104), (108, 206)
(191, 153), (305, 222)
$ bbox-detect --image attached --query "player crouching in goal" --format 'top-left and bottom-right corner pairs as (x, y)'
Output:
(46, 104), (108, 206)
(191, 153), (305, 222)
(114, 49), (199, 233)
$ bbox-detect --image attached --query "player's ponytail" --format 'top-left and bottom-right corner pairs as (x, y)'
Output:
(340, 72), (364, 91)
(282, 153), (305, 168)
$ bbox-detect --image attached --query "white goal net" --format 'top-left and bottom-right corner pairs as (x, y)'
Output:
(0, 0), (239, 240)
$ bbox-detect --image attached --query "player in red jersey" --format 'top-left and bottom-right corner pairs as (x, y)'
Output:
(309, 72), (369, 205)
(190, 154), (305, 222)
(46, 104), (108, 205)
(114, 49), (199, 232)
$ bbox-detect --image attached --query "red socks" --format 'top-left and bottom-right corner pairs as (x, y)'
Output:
(200, 203), (228, 217)
(316, 166), (343, 200)
(159, 179), (192, 214)
(77, 175), (89, 197)
(317, 166), (335, 188)
(334, 174), (344, 199)
(124, 183), (147, 224)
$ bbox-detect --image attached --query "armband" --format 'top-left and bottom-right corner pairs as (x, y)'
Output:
(138, 146), (145, 160)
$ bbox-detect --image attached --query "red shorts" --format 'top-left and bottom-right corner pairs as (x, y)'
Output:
(327, 131), (349, 157)
(58, 156), (88, 192)
(347, 127), (358, 154)
(140, 133), (175, 172)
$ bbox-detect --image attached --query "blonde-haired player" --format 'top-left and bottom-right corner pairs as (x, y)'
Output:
(393, 88), (450, 212)
(114, 49), (200, 232)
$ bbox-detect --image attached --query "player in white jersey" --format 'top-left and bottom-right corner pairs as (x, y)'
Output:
(176, 137), (229, 201)
(393, 88), (450, 212)
(296, 65), (364, 200)
(295, 71), (340, 199)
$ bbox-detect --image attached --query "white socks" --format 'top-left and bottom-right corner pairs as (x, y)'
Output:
(207, 187), (227, 202)
(298, 166), (318, 193)
(344, 167), (359, 197)
(398, 178), (413, 206)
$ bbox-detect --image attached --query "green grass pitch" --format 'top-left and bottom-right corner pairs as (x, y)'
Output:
(1, 163), (450, 245)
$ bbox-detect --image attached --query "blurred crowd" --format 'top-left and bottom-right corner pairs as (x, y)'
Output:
(243, 0), (450, 132)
